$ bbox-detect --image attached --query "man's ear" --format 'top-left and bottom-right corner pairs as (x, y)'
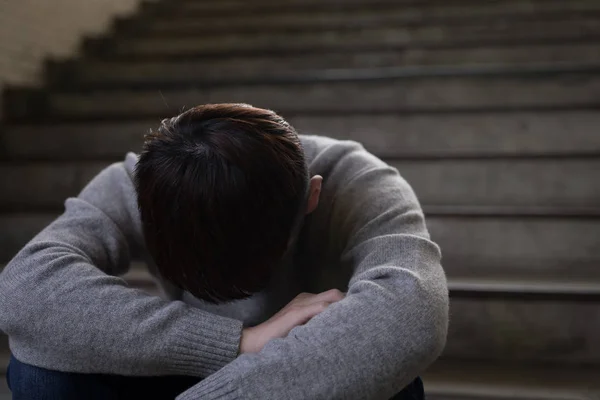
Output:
(306, 175), (323, 215)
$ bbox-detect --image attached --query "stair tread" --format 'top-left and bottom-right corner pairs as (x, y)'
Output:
(10, 105), (600, 123)
(109, 32), (600, 58)
(131, 13), (600, 35)
(424, 360), (600, 399)
(3, 158), (600, 215)
(55, 62), (600, 90)
(449, 277), (600, 296)
(15, 70), (600, 121)
(4, 112), (600, 159)
(59, 62), (600, 90)
(169, 0), (600, 17)
(76, 44), (600, 76)
(84, 41), (600, 63)
(85, 35), (600, 58)
(55, 62), (600, 88)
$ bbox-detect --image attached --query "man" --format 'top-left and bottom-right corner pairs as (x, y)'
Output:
(0, 104), (448, 399)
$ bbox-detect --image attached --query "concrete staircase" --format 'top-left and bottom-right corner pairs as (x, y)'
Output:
(2, 0), (600, 398)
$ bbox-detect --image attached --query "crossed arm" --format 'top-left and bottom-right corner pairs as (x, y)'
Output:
(0, 147), (448, 399)
(176, 149), (449, 399)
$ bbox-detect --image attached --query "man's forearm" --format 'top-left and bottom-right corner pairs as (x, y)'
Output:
(0, 204), (243, 377)
(0, 162), (245, 377)
(176, 239), (447, 399)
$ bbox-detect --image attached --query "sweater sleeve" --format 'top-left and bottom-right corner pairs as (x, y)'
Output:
(0, 160), (243, 377)
(175, 142), (449, 399)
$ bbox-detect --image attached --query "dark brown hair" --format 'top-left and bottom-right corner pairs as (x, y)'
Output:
(135, 103), (308, 303)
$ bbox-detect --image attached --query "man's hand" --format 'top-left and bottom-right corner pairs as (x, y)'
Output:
(240, 289), (345, 354)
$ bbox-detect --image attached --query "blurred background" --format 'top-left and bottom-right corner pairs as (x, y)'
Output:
(1, 0), (599, 398)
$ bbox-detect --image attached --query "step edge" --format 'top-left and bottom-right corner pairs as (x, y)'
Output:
(46, 63), (600, 93)
(8, 104), (600, 124)
(84, 41), (600, 63)
(448, 278), (600, 296)
(169, 0), (600, 16)
(424, 381), (598, 400)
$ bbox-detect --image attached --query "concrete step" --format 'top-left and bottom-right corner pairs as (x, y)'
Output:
(169, 0), (600, 19)
(449, 278), (600, 301)
(1, 159), (598, 213)
(70, 46), (600, 87)
(427, 217), (600, 282)
(3, 112), (600, 160)
(2, 214), (598, 281)
(137, 8), (600, 35)
(397, 159), (600, 212)
(160, 0), (437, 13)
(13, 67), (600, 120)
(158, 0), (468, 14)
(108, 23), (600, 57)
(446, 294), (600, 364)
(424, 360), (600, 399)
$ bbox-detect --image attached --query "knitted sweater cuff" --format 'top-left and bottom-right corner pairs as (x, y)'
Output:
(166, 307), (244, 377)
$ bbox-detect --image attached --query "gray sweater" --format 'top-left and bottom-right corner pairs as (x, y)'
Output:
(0, 135), (448, 400)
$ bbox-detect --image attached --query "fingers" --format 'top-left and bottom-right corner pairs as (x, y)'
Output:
(315, 288), (345, 304)
(285, 289), (346, 326)
(274, 289), (346, 319)
(272, 291), (316, 317)
(294, 292), (315, 301)
(285, 301), (332, 327)
(243, 289), (346, 354)
(297, 289), (345, 307)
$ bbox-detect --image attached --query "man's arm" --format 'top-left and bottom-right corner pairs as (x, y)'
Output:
(0, 160), (243, 377)
(176, 142), (449, 399)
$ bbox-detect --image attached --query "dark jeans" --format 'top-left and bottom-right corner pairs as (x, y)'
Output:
(7, 355), (424, 400)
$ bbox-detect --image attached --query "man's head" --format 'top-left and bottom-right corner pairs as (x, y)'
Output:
(135, 103), (322, 303)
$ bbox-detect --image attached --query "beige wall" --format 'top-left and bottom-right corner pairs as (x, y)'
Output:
(0, 0), (145, 87)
